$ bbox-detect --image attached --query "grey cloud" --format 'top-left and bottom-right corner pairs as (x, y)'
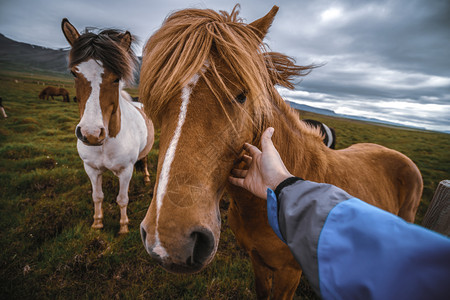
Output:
(0, 0), (449, 132)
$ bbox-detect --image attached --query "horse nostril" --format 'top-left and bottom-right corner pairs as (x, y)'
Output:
(140, 225), (147, 248)
(75, 126), (85, 141)
(189, 229), (215, 266)
(99, 127), (106, 139)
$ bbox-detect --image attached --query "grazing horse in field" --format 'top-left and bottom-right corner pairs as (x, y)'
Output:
(302, 119), (336, 149)
(39, 86), (70, 102)
(62, 19), (154, 234)
(138, 5), (422, 298)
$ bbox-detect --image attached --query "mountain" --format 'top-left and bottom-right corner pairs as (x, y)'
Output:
(0, 33), (143, 79)
(286, 101), (338, 117)
(0, 33), (69, 73)
(286, 100), (429, 131)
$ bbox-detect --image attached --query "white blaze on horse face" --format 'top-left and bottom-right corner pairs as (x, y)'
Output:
(153, 73), (200, 258)
(76, 59), (106, 136)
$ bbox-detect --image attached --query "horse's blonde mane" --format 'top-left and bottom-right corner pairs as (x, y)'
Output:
(140, 5), (316, 134)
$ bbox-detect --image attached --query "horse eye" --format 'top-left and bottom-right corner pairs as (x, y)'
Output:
(235, 92), (247, 104)
(71, 71), (77, 78)
(113, 78), (120, 83)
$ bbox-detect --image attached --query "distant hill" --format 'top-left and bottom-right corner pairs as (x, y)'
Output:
(286, 100), (430, 131)
(286, 101), (338, 116)
(0, 33), (70, 73)
(0, 33), (144, 80)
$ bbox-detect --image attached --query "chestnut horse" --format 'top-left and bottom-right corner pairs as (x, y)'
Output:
(62, 19), (154, 234)
(139, 5), (422, 298)
(39, 86), (70, 102)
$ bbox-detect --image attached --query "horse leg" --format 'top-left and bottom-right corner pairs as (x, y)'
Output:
(250, 251), (302, 299)
(116, 165), (133, 234)
(1, 107), (7, 118)
(249, 251), (273, 299)
(271, 267), (302, 299)
(142, 156), (151, 185)
(84, 164), (104, 229)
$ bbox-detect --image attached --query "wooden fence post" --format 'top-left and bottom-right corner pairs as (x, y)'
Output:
(422, 180), (450, 236)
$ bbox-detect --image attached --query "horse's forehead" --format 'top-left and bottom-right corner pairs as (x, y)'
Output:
(76, 59), (104, 83)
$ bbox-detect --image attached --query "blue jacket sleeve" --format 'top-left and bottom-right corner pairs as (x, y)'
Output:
(267, 178), (450, 300)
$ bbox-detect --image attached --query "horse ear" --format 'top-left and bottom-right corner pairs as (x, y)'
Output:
(61, 18), (80, 47)
(248, 6), (279, 40)
(120, 31), (132, 51)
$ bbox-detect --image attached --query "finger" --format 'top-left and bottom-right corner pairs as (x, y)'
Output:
(243, 143), (261, 156)
(228, 175), (245, 188)
(242, 154), (252, 165)
(231, 168), (248, 178)
(261, 127), (275, 152)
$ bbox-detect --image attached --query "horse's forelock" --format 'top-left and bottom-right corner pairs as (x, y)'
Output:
(140, 5), (316, 138)
(69, 29), (137, 83)
(140, 6), (273, 124)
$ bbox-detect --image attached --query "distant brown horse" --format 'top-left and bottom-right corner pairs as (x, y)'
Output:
(39, 86), (70, 102)
(139, 5), (423, 299)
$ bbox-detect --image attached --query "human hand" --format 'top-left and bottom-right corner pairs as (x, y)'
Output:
(228, 127), (293, 199)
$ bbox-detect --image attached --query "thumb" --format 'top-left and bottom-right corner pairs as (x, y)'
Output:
(261, 127), (275, 152)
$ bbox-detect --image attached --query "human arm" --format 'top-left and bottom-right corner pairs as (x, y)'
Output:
(229, 128), (450, 299)
(274, 179), (450, 299)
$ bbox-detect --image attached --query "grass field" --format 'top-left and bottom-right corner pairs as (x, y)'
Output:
(1, 69), (449, 299)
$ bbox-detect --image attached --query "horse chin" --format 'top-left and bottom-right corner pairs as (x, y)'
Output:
(81, 140), (104, 147)
(159, 260), (208, 274)
(157, 248), (217, 274)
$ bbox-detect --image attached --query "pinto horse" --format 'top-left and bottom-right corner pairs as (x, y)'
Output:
(62, 19), (154, 234)
(39, 86), (70, 102)
(139, 5), (422, 298)
(302, 119), (336, 149)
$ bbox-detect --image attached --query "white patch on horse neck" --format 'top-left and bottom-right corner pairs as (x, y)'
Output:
(322, 123), (333, 148)
(153, 73), (200, 258)
(76, 59), (106, 135)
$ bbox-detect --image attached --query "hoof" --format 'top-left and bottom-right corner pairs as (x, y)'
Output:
(119, 226), (129, 234)
(91, 221), (103, 229)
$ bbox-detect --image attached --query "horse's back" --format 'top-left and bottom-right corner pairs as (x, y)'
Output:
(121, 90), (133, 102)
(330, 143), (422, 222)
(59, 87), (68, 94)
(121, 90), (145, 109)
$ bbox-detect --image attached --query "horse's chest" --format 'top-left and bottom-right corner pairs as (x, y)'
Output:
(77, 141), (134, 172)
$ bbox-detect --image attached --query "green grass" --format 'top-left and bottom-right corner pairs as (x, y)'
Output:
(1, 70), (449, 299)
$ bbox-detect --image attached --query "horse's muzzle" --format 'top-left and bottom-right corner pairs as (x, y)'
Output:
(140, 225), (215, 274)
(76, 125), (105, 146)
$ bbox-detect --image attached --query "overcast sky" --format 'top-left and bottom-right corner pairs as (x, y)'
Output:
(1, 0), (449, 132)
